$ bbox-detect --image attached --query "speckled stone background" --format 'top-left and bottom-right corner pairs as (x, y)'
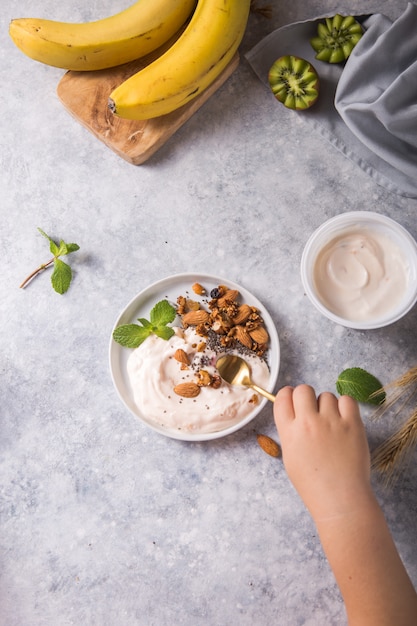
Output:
(1, 2), (416, 625)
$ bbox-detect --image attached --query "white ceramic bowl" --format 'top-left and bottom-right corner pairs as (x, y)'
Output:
(109, 273), (280, 441)
(300, 212), (417, 329)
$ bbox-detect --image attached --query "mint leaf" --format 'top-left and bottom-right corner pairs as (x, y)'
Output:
(137, 318), (153, 328)
(51, 258), (72, 294)
(20, 228), (80, 293)
(150, 300), (176, 326)
(38, 228), (60, 256)
(57, 240), (70, 256)
(65, 243), (80, 254)
(113, 300), (177, 348)
(113, 324), (151, 348)
(153, 326), (176, 341)
(37, 227), (49, 239)
(336, 367), (386, 405)
(57, 241), (80, 255)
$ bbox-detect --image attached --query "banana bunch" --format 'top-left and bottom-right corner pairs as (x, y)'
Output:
(9, 0), (197, 71)
(9, 0), (251, 121)
(108, 0), (251, 120)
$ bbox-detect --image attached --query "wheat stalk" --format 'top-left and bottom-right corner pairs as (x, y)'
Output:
(371, 409), (417, 485)
(370, 366), (417, 485)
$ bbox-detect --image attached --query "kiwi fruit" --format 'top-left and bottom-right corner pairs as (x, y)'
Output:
(268, 55), (320, 110)
(310, 14), (363, 64)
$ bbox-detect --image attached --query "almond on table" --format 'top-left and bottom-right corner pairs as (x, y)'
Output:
(257, 434), (281, 458)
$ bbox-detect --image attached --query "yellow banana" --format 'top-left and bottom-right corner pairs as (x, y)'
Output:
(9, 0), (197, 71)
(108, 0), (251, 120)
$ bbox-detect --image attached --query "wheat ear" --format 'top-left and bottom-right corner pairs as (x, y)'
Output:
(370, 366), (417, 485)
(371, 409), (417, 486)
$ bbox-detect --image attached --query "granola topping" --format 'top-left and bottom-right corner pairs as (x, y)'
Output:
(176, 283), (270, 358)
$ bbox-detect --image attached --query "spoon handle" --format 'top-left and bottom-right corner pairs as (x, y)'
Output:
(250, 383), (276, 403)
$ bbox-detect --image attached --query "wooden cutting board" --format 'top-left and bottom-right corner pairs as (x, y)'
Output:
(57, 45), (239, 165)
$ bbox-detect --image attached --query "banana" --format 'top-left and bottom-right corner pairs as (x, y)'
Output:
(9, 0), (197, 71)
(108, 0), (251, 120)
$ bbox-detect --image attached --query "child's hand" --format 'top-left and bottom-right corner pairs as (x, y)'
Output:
(274, 385), (417, 623)
(273, 385), (372, 522)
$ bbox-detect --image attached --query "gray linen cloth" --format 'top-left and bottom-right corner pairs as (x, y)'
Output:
(245, 3), (417, 198)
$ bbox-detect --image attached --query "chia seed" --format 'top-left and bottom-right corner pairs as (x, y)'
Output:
(205, 330), (269, 365)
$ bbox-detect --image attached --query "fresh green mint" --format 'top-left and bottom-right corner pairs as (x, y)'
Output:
(20, 228), (80, 294)
(336, 367), (386, 405)
(113, 299), (177, 348)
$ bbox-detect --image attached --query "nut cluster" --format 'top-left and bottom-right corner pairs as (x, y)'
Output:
(177, 284), (269, 357)
(172, 344), (222, 399)
(172, 284), (270, 399)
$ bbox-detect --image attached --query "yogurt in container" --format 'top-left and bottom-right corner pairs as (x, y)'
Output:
(301, 212), (417, 329)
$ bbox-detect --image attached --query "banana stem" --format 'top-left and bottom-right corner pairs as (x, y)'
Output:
(20, 257), (55, 289)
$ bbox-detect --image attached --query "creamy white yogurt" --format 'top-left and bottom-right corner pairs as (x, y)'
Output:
(126, 327), (270, 434)
(313, 229), (409, 321)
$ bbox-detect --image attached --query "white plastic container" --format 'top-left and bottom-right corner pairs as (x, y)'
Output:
(300, 211), (417, 329)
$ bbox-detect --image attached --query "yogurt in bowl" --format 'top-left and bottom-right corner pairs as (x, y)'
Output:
(109, 274), (279, 441)
(126, 327), (270, 434)
(301, 212), (417, 329)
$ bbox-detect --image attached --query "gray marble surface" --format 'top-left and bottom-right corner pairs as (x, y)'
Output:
(1, 1), (416, 625)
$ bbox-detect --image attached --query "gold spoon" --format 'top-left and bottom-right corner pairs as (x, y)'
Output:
(216, 354), (276, 403)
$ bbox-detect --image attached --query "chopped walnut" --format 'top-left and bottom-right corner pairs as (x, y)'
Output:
(195, 322), (209, 337)
(196, 370), (213, 387)
(176, 295), (187, 315)
(186, 298), (200, 311)
(211, 375), (222, 389)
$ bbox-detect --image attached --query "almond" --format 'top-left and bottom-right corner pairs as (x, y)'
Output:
(256, 434), (281, 458)
(233, 304), (252, 325)
(173, 382), (201, 398)
(181, 310), (210, 325)
(174, 349), (189, 365)
(234, 325), (253, 350)
(217, 289), (239, 308)
(192, 282), (206, 295)
(249, 326), (269, 345)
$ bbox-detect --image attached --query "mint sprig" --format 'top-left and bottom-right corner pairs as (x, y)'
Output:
(20, 228), (80, 294)
(113, 299), (177, 348)
(336, 367), (386, 405)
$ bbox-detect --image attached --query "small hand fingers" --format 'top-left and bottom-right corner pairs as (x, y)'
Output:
(338, 394), (360, 420)
(274, 386), (295, 424)
(292, 384), (319, 416)
(317, 391), (340, 415)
